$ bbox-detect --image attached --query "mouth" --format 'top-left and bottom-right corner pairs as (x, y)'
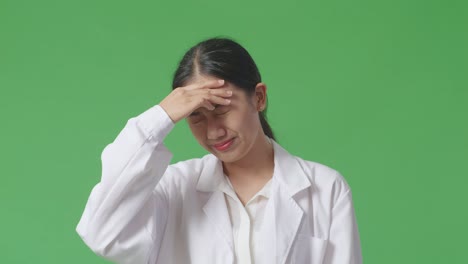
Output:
(212, 138), (235, 152)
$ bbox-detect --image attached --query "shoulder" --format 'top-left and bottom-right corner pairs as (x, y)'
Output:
(159, 154), (215, 189)
(296, 157), (348, 185)
(292, 155), (352, 203)
(272, 140), (353, 202)
(167, 155), (210, 174)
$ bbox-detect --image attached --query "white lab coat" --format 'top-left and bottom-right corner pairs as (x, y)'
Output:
(76, 105), (362, 264)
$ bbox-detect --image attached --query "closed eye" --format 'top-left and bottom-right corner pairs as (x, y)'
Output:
(189, 111), (200, 117)
(213, 105), (229, 115)
(188, 111), (204, 124)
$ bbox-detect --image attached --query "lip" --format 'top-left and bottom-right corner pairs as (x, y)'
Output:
(213, 138), (235, 151)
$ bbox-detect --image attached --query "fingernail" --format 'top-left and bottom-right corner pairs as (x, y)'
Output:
(218, 80), (224, 84)
(226, 99), (231, 104)
(227, 90), (233, 95)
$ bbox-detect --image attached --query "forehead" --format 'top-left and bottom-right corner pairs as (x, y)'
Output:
(186, 74), (249, 97)
(187, 74), (219, 84)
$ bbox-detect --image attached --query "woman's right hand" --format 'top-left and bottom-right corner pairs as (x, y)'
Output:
(159, 79), (233, 123)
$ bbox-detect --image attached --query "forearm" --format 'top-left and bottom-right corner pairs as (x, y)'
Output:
(76, 105), (174, 262)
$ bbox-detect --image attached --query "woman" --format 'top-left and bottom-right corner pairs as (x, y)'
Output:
(76, 37), (362, 264)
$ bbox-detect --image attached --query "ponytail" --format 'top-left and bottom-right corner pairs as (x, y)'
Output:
(259, 112), (275, 141)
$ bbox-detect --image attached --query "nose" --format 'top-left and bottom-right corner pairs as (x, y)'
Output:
(206, 117), (226, 140)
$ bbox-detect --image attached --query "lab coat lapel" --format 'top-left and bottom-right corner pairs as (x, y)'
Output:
(202, 191), (234, 252)
(262, 139), (311, 264)
(197, 156), (234, 256)
(261, 181), (304, 264)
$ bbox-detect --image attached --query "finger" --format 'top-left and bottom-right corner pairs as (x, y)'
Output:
(184, 79), (224, 91)
(201, 100), (215, 111)
(184, 88), (230, 114)
(201, 79), (225, 89)
(188, 87), (232, 98)
(187, 92), (215, 111)
(191, 92), (230, 111)
(207, 94), (232, 106)
(209, 88), (233, 97)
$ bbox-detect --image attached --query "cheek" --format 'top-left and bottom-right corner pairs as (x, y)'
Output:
(189, 125), (206, 141)
(229, 110), (259, 133)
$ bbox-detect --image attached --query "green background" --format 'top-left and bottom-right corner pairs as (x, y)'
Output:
(1, 0), (467, 263)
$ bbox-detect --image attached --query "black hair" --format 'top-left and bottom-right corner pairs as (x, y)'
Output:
(172, 37), (275, 140)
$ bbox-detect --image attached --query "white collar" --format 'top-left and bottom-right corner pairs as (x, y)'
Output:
(217, 174), (273, 202)
(196, 137), (311, 198)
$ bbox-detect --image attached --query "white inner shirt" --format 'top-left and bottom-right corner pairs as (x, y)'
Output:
(218, 174), (273, 264)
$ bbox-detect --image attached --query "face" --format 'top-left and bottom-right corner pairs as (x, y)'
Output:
(186, 75), (266, 163)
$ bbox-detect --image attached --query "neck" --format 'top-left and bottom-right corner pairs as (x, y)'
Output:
(222, 134), (274, 180)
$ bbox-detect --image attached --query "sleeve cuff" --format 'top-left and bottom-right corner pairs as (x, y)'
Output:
(135, 105), (175, 140)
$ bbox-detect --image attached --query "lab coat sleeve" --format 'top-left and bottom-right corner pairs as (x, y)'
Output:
(76, 104), (175, 264)
(323, 178), (363, 264)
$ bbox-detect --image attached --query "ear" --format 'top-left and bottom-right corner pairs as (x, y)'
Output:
(254, 83), (267, 112)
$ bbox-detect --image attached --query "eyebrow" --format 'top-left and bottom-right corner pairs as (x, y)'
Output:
(189, 104), (229, 117)
(192, 105), (218, 114)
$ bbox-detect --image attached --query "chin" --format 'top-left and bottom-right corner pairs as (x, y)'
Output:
(215, 153), (242, 163)
(213, 147), (249, 164)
